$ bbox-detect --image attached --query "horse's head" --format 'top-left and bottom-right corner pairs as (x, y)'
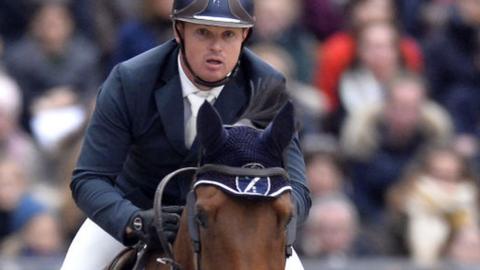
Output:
(175, 101), (296, 270)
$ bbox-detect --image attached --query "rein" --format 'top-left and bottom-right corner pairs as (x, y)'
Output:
(152, 167), (198, 270)
(138, 164), (293, 270)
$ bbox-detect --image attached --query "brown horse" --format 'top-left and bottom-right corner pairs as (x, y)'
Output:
(109, 101), (296, 270)
(146, 186), (293, 270)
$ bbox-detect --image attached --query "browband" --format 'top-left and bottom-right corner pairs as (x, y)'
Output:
(196, 164), (289, 179)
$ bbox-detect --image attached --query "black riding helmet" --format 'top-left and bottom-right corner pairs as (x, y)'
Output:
(171, 0), (255, 88)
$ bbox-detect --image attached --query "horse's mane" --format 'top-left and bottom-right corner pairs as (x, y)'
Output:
(239, 76), (291, 129)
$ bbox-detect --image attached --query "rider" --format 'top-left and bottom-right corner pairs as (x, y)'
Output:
(61, 0), (311, 269)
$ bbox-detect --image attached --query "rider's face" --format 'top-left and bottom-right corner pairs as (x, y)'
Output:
(176, 22), (248, 87)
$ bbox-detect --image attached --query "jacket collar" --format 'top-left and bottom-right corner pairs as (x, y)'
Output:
(154, 42), (249, 156)
(186, 69), (249, 161)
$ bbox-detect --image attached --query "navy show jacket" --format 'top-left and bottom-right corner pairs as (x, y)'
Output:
(71, 40), (311, 244)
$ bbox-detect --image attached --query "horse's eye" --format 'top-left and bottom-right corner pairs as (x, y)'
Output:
(196, 211), (208, 228)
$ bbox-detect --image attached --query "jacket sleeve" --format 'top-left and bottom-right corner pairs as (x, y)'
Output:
(70, 65), (140, 245)
(284, 134), (311, 225)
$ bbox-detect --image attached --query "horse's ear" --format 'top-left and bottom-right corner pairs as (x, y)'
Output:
(197, 101), (227, 152)
(262, 102), (295, 155)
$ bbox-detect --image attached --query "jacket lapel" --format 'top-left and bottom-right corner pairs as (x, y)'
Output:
(154, 49), (189, 156)
(155, 46), (249, 159)
(213, 72), (249, 125)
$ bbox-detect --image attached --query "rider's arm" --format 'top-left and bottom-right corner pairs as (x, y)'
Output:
(284, 134), (311, 225)
(70, 65), (141, 245)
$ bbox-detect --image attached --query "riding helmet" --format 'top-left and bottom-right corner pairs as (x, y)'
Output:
(172, 0), (255, 28)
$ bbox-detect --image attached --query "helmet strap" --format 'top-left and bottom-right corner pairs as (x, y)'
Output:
(174, 22), (242, 89)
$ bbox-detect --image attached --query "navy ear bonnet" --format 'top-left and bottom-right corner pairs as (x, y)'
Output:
(194, 101), (295, 198)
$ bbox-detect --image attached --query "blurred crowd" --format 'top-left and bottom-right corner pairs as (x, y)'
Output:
(0, 0), (480, 269)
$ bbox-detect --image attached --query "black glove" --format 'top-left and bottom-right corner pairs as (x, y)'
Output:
(128, 206), (183, 249)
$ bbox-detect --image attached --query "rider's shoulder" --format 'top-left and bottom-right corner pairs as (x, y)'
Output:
(240, 47), (286, 84)
(116, 39), (178, 78)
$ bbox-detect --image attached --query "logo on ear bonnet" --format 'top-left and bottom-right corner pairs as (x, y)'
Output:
(235, 163), (271, 196)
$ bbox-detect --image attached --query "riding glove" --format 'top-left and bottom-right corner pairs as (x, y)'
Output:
(127, 206), (183, 249)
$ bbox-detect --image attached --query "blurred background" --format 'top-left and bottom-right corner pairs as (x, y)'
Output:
(0, 0), (480, 269)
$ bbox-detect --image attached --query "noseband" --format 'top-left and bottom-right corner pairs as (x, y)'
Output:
(135, 164), (296, 270)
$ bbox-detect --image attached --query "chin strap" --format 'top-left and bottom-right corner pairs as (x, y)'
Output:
(180, 52), (240, 88)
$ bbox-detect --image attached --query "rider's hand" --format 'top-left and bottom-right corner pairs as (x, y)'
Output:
(126, 206), (183, 249)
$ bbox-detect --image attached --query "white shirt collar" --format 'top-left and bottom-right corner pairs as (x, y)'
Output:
(178, 53), (223, 99)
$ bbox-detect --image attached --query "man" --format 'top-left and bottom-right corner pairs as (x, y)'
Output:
(61, 0), (310, 269)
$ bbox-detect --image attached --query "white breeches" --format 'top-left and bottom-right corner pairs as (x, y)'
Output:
(61, 218), (304, 270)
(61, 218), (124, 270)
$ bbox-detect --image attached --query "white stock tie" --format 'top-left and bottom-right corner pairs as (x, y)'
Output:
(185, 91), (216, 148)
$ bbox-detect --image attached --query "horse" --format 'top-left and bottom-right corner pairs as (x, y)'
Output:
(108, 101), (297, 270)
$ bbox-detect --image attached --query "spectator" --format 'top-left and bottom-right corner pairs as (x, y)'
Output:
(314, 0), (423, 116)
(299, 195), (360, 263)
(395, 0), (425, 38)
(56, 99), (96, 241)
(424, 0), (480, 105)
(93, 0), (140, 73)
(341, 73), (452, 223)
(2, 213), (64, 259)
(4, 0), (99, 133)
(29, 86), (87, 156)
(0, 71), (43, 182)
(396, 0), (452, 40)
(447, 226), (480, 267)
(389, 145), (479, 267)
(251, 43), (325, 136)
(0, 158), (47, 245)
(21, 213), (64, 257)
(424, 0), (480, 159)
(58, 141), (85, 242)
(111, 0), (173, 65)
(334, 20), (411, 132)
(251, 0), (316, 83)
(305, 150), (346, 199)
(302, 0), (346, 41)
(70, 0), (95, 39)
(0, 0), (34, 45)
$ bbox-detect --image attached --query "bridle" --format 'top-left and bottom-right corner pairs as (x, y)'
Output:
(137, 164), (297, 270)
